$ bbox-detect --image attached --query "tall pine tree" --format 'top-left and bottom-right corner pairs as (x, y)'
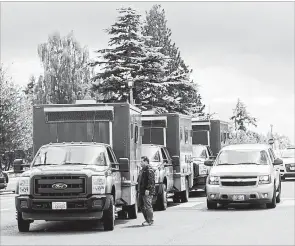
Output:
(91, 7), (172, 109)
(143, 4), (205, 115)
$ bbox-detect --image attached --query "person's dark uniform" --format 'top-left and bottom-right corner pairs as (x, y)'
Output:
(138, 157), (155, 225)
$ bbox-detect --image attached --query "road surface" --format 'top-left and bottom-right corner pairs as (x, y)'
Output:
(1, 179), (294, 245)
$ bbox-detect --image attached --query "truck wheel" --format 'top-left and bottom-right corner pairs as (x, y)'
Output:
(266, 186), (277, 209)
(173, 195), (180, 203)
(17, 211), (30, 232)
(103, 196), (115, 231)
(276, 180), (281, 203)
(3, 172), (8, 184)
(126, 200), (138, 219)
(156, 184), (168, 211)
(180, 179), (189, 203)
(207, 199), (218, 210)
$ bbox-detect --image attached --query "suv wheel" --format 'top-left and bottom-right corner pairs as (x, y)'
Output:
(156, 183), (168, 211)
(103, 196), (115, 231)
(207, 199), (218, 210)
(17, 211), (30, 232)
(266, 186), (277, 209)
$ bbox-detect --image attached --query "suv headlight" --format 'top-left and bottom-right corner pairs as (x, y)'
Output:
(208, 176), (220, 185)
(92, 176), (106, 194)
(18, 177), (30, 195)
(259, 175), (271, 184)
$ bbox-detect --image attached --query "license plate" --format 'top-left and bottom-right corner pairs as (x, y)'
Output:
(232, 195), (245, 201)
(290, 167), (295, 170)
(52, 202), (67, 210)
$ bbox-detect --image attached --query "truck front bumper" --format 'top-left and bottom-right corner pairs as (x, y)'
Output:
(206, 183), (274, 204)
(15, 195), (112, 221)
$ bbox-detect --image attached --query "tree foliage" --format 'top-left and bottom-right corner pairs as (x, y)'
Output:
(143, 4), (205, 115)
(25, 31), (93, 104)
(230, 98), (257, 131)
(0, 65), (32, 152)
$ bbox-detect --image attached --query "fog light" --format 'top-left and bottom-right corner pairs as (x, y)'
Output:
(93, 200), (103, 207)
(262, 193), (268, 198)
(210, 194), (217, 199)
(20, 201), (28, 208)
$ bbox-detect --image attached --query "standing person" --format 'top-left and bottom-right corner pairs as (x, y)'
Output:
(138, 156), (155, 226)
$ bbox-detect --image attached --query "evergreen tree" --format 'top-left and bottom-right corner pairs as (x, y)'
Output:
(230, 98), (257, 132)
(91, 7), (171, 109)
(143, 4), (205, 115)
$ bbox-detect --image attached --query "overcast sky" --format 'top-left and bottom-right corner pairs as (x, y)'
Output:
(1, 1), (294, 143)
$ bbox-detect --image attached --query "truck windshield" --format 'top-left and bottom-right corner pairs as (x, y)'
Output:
(216, 149), (270, 166)
(282, 149), (295, 158)
(192, 145), (207, 158)
(32, 146), (107, 166)
(141, 146), (161, 162)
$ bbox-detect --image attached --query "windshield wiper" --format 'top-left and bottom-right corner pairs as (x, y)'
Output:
(63, 162), (87, 165)
(237, 162), (259, 165)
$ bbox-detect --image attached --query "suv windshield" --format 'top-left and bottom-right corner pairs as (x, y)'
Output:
(282, 149), (295, 158)
(141, 146), (160, 162)
(192, 145), (207, 159)
(216, 149), (270, 166)
(32, 145), (107, 166)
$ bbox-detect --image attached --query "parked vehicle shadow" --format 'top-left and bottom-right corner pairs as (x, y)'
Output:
(201, 203), (266, 212)
(189, 191), (206, 198)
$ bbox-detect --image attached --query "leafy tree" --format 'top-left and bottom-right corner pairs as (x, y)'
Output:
(230, 98), (257, 132)
(0, 65), (32, 153)
(34, 31), (93, 104)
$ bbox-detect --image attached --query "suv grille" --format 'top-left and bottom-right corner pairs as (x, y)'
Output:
(33, 175), (86, 197)
(220, 176), (257, 187)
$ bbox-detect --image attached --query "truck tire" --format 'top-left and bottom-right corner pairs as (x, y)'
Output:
(156, 183), (168, 211)
(276, 180), (281, 203)
(266, 186), (277, 209)
(3, 172), (8, 184)
(103, 196), (115, 231)
(173, 195), (180, 203)
(207, 199), (218, 210)
(16, 211), (30, 232)
(180, 179), (189, 203)
(126, 200), (138, 219)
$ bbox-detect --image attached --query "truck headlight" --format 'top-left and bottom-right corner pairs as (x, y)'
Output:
(199, 165), (207, 175)
(259, 175), (271, 184)
(92, 176), (106, 194)
(18, 177), (30, 195)
(208, 176), (220, 185)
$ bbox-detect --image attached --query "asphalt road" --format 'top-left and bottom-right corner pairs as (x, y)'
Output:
(1, 179), (294, 245)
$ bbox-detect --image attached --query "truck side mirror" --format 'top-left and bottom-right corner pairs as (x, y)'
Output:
(204, 160), (214, 166)
(273, 158), (283, 166)
(172, 156), (180, 166)
(119, 158), (130, 172)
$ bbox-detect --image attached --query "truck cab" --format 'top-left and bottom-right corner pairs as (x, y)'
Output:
(15, 103), (141, 232)
(141, 144), (173, 210)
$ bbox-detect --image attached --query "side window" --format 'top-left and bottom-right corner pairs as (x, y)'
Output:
(153, 151), (160, 162)
(268, 149), (275, 163)
(184, 127), (189, 144)
(134, 125), (139, 143)
(180, 127), (183, 141)
(130, 124), (134, 139)
(106, 147), (117, 164)
(163, 147), (171, 160)
(161, 148), (168, 161)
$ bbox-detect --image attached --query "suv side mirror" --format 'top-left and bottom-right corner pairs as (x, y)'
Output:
(172, 156), (180, 166)
(118, 158), (130, 172)
(204, 160), (214, 166)
(273, 158), (283, 166)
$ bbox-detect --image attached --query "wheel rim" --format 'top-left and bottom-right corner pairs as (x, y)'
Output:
(112, 205), (115, 223)
(163, 185), (167, 208)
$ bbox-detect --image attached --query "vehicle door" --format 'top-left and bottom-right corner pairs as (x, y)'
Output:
(106, 146), (122, 201)
(162, 147), (173, 191)
(268, 148), (280, 189)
